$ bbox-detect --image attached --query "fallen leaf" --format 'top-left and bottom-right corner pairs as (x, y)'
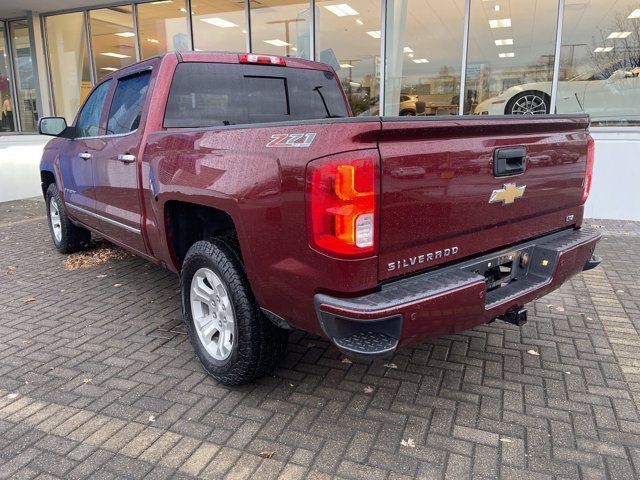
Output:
(23, 297), (36, 303)
(400, 438), (416, 448)
(259, 451), (275, 459)
(113, 284), (123, 288)
(384, 363), (398, 369)
(527, 349), (540, 356)
(148, 415), (156, 422)
(546, 304), (553, 308)
(5, 266), (16, 275)
(499, 438), (512, 443)
(587, 317), (593, 321)
(565, 371), (571, 375)
(306, 342), (316, 348)
(63, 241), (131, 270)
(341, 358), (352, 364)
(21, 339), (32, 345)
(364, 386), (374, 394)
(96, 274), (107, 278)
(7, 393), (18, 399)
(82, 378), (93, 384)
(555, 307), (565, 312)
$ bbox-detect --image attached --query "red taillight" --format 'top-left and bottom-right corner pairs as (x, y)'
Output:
(306, 155), (378, 257)
(238, 53), (286, 66)
(582, 134), (595, 203)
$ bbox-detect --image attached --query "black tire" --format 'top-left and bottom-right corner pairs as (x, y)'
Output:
(180, 238), (288, 386)
(505, 91), (550, 115)
(45, 183), (91, 254)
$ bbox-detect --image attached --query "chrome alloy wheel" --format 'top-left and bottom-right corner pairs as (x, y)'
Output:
(49, 198), (62, 243)
(190, 267), (235, 361)
(511, 94), (548, 115)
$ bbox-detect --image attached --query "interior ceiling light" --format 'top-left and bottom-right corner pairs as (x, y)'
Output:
(340, 63), (354, 68)
(264, 39), (291, 46)
(366, 30), (381, 38)
(147, 38), (159, 44)
(489, 18), (511, 28)
(628, 9), (640, 19)
(495, 39), (513, 46)
(403, 47), (414, 53)
(101, 52), (131, 58)
(608, 31), (631, 39)
(494, 5), (500, 11)
(150, 0), (173, 4)
(356, 18), (364, 25)
(100, 67), (118, 71)
(498, 52), (515, 58)
(115, 32), (135, 37)
(594, 46), (614, 52)
(324, 4), (359, 17)
(201, 17), (238, 28)
(412, 58), (429, 63)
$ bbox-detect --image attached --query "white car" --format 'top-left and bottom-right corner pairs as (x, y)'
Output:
(474, 61), (640, 117)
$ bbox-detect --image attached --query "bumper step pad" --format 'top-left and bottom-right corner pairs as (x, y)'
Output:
(333, 331), (398, 359)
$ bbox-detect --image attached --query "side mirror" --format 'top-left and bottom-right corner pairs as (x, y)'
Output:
(38, 117), (70, 137)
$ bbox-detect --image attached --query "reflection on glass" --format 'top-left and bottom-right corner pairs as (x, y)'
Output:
(0, 23), (16, 132)
(384, 0), (465, 116)
(557, 1), (640, 125)
(90, 6), (136, 79)
(45, 13), (92, 123)
(9, 20), (37, 131)
(316, 0), (380, 115)
(250, 0), (312, 59)
(137, 0), (189, 59)
(467, 0), (559, 115)
(192, 0), (246, 51)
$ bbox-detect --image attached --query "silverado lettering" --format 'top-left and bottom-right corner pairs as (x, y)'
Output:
(38, 51), (601, 386)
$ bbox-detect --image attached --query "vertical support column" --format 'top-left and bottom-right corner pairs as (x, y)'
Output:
(310, 0), (316, 61)
(185, 0), (194, 50)
(132, 2), (142, 61)
(27, 10), (52, 118)
(549, 0), (565, 114)
(383, 0), (408, 117)
(379, 0), (387, 116)
(84, 10), (95, 86)
(5, 21), (22, 132)
(458, 0), (471, 115)
(245, 0), (252, 52)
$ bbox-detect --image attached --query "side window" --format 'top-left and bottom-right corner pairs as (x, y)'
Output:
(106, 70), (151, 135)
(75, 80), (111, 138)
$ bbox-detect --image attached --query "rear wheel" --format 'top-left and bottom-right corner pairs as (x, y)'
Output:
(45, 183), (91, 254)
(506, 91), (550, 115)
(181, 238), (288, 385)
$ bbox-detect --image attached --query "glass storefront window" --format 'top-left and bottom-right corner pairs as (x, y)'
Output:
(45, 13), (92, 124)
(557, 1), (640, 125)
(137, 0), (189, 59)
(9, 20), (37, 131)
(384, 0), (465, 116)
(250, 0), (312, 59)
(89, 6), (137, 80)
(316, 0), (380, 116)
(192, 0), (247, 52)
(0, 23), (16, 132)
(466, 0), (559, 115)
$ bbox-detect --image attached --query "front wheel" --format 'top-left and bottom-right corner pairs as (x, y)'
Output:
(181, 238), (288, 385)
(45, 183), (91, 254)
(506, 91), (550, 115)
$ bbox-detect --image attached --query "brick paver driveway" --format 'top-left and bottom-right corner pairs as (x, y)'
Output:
(1, 198), (639, 479)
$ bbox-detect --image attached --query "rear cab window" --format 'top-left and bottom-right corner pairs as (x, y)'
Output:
(163, 63), (349, 128)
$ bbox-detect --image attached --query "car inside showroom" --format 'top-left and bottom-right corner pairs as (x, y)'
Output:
(0, 0), (639, 217)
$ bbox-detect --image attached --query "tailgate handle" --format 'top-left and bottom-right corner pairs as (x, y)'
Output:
(494, 147), (527, 177)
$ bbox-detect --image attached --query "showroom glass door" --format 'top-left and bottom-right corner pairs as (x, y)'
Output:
(0, 22), (16, 132)
(8, 20), (37, 131)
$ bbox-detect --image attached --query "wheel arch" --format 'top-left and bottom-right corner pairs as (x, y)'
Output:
(40, 170), (56, 198)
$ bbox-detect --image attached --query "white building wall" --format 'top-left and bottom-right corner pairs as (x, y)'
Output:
(0, 135), (49, 202)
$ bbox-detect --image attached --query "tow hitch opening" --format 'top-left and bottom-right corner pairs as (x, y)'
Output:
(496, 307), (528, 326)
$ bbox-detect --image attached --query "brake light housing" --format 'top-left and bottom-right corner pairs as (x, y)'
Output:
(239, 53), (286, 66)
(306, 155), (379, 258)
(582, 134), (595, 203)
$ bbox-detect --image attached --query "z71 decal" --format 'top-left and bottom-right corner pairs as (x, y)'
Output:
(266, 133), (316, 148)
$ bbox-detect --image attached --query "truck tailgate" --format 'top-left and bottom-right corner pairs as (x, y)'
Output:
(378, 115), (590, 281)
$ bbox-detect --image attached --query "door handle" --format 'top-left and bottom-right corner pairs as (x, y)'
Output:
(79, 152), (92, 160)
(118, 154), (136, 163)
(493, 147), (527, 177)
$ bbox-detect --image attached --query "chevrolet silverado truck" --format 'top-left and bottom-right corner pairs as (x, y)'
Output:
(38, 51), (601, 385)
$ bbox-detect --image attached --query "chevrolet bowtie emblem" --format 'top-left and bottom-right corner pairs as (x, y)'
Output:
(489, 183), (526, 205)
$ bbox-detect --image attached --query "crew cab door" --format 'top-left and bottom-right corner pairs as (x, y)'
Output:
(92, 68), (152, 254)
(57, 80), (111, 229)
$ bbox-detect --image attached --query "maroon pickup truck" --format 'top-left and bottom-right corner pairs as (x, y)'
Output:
(38, 51), (601, 385)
